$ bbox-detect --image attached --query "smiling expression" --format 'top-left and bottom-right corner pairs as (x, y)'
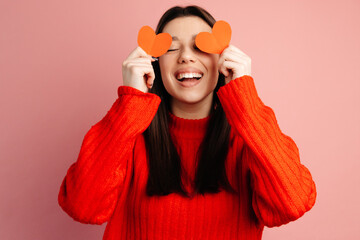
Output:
(158, 16), (220, 109)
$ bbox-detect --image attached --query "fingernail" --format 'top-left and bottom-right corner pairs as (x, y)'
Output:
(151, 57), (158, 61)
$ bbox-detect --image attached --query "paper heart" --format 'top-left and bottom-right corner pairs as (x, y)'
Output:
(137, 26), (172, 57)
(195, 20), (232, 54)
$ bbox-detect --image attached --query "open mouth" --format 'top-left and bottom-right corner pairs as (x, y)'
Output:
(175, 72), (203, 82)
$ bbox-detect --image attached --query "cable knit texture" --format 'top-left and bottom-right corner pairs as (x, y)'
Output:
(58, 75), (317, 239)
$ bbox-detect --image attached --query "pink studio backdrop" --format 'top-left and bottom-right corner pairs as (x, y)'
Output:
(1, 0), (359, 239)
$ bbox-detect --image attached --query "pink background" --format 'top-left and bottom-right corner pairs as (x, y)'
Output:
(1, 0), (359, 239)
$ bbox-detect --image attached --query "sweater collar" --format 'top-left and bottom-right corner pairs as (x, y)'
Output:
(168, 111), (210, 139)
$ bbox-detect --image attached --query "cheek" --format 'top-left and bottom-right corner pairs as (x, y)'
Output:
(203, 55), (219, 73)
(204, 56), (220, 87)
(159, 56), (174, 78)
(158, 59), (174, 94)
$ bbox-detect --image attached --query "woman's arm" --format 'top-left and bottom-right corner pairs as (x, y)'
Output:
(58, 86), (161, 224)
(216, 75), (316, 227)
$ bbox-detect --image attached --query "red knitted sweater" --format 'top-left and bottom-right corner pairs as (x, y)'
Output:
(58, 75), (316, 239)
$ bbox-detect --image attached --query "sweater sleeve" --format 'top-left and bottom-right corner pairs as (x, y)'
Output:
(58, 86), (161, 225)
(216, 75), (316, 227)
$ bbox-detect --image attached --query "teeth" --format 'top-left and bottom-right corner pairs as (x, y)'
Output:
(176, 72), (203, 80)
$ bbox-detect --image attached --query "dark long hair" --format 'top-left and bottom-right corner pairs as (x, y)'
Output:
(143, 5), (237, 197)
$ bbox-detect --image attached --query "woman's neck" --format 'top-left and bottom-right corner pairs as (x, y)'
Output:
(170, 93), (213, 119)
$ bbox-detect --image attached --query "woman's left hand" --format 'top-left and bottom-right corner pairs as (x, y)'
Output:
(218, 44), (252, 84)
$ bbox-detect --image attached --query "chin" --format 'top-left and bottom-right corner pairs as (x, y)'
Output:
(175, 91), (212, 105)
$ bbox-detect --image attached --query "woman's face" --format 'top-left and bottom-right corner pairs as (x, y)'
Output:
(158, 16), (219, 109)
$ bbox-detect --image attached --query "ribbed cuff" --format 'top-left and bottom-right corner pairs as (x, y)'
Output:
(217, 75), (262, 117)
(118, 85), (159, 98)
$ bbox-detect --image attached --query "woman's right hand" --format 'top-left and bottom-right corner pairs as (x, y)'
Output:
(122, 46), (156, 93)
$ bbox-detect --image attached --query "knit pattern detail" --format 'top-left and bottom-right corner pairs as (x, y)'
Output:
(58, 76), (316, 239)
(216, 75), (317, 227)
(58, 86), (161, 224)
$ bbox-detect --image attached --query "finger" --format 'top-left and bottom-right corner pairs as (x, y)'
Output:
(146, 70), (155, 88)
(221, 47), (251, 69)
(218, 60), (230, 77)
(127, 46), (153, 61)
(218, 52), (250, 76)
(222, 61), (249, 79)
(126, 62), (152, 67)
(224, 44), (250, 58)
(126, 63), (154, 88)
(225, 45), (243, 54)
(143, 69), (155, 88)
(218, 54), (241, 76)
(128, 57), (153, 64)
(126, 63), (154, 72)
(123, 58), (152, 69)
(219, 50), (247, 65)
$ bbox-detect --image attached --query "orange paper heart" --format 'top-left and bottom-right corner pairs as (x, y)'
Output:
(137, 26), (172, 57)
(195, 20), (232, 54)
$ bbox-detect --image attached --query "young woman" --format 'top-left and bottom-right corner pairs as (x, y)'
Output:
(58, 5), (317, 239)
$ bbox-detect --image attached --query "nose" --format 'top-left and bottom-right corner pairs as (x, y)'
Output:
(178, 46), (196, 64)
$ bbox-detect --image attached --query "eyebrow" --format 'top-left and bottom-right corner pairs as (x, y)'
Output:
(172, 34), (197, 41)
